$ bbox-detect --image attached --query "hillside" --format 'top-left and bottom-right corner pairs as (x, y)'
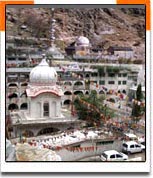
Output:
(6, 7), (145, 60)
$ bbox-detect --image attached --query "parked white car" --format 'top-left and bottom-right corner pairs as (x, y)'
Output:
(122, 141), (145, 154)
(100, 150), (128, 161)
(123, 133), (138, 142)
(123, 133), (145, 145)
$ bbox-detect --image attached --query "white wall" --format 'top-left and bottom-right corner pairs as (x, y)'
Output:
(29, 93), (61, 119)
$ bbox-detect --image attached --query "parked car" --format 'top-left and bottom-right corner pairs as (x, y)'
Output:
(122, 141), (145, 154)
(123, 133), (138, 142)
(100, 150), (128, 161)
(123, 133), (145, 145)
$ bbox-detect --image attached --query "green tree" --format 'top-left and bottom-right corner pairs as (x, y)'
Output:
(74, 92), (114, 127)
(131, 84), (144, 124)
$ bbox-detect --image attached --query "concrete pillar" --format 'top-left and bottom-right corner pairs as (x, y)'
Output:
(41, 102), (43, 118)
(49, 101), (52, 118)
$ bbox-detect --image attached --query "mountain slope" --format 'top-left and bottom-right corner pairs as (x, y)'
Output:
(6, 7), (145, 60)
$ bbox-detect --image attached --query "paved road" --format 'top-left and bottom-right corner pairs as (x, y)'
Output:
(79, 152), (145, 162)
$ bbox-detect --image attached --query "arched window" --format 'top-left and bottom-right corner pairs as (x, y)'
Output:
(122, 90), (126, 94)
(64, 99), (71, 105)
(8, 103), (19, 111)
(99, 90), (105, 95)
(8, 93), (18, 99)
(74, 81), (83, 86)
(74, 90), (83, 95)
(20, 103), (28, 110)
(64, 91), (72, 95)
(85, 91), (89, 95)
(43, 102), (49, 117)
(85, 73), (90, 78)
(8, 83), (18, 88)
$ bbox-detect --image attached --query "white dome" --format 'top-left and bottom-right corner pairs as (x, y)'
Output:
(76, 36), (90, 46)
(30, 57), (57, 85)
(46, 46), (65, 59)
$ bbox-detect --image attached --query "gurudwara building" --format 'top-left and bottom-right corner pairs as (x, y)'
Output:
(9, 55), (80, 139)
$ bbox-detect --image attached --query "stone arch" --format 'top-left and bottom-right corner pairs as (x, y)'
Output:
(64, 81), (72, 86)
(99, 90), (105, 95)
(37, 127), (60, 136)
(74, 81), (84, 86)
(20, 103), (28, 110)
(63, 99), (72, 105)
(74, 90), (84, 95)
(85, 91), (89, 95)
(64, 91), (72, 95)
(8, 92), (18, 99)
(8, 103), (19, 111)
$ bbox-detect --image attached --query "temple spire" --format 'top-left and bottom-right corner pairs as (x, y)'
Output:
(50, 8), (56, 47)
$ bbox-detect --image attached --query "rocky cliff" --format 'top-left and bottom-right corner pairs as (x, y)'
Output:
(6, 7), (145, 60)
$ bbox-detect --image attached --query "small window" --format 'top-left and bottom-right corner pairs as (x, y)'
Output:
(108, 81), (115, 85)
(116, 154), (122, 158)
(118, 74), (122, 77)
(43, 102), (49, 117)
(99, 80), (105, 85)
(18, 58), (26, 61)
(118, 81), (121, 85)
(8, 57), (16, 61)
(100, 73), (105, 77)
(110, 155), (115, 159)
(108, 73), (115, 77)
(123, 73), (127, 77)
(122, 81), (127, 85)
(130, 145), (134, 148)
(92, 73), (98, 77)
(135, 145), (141, 148)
